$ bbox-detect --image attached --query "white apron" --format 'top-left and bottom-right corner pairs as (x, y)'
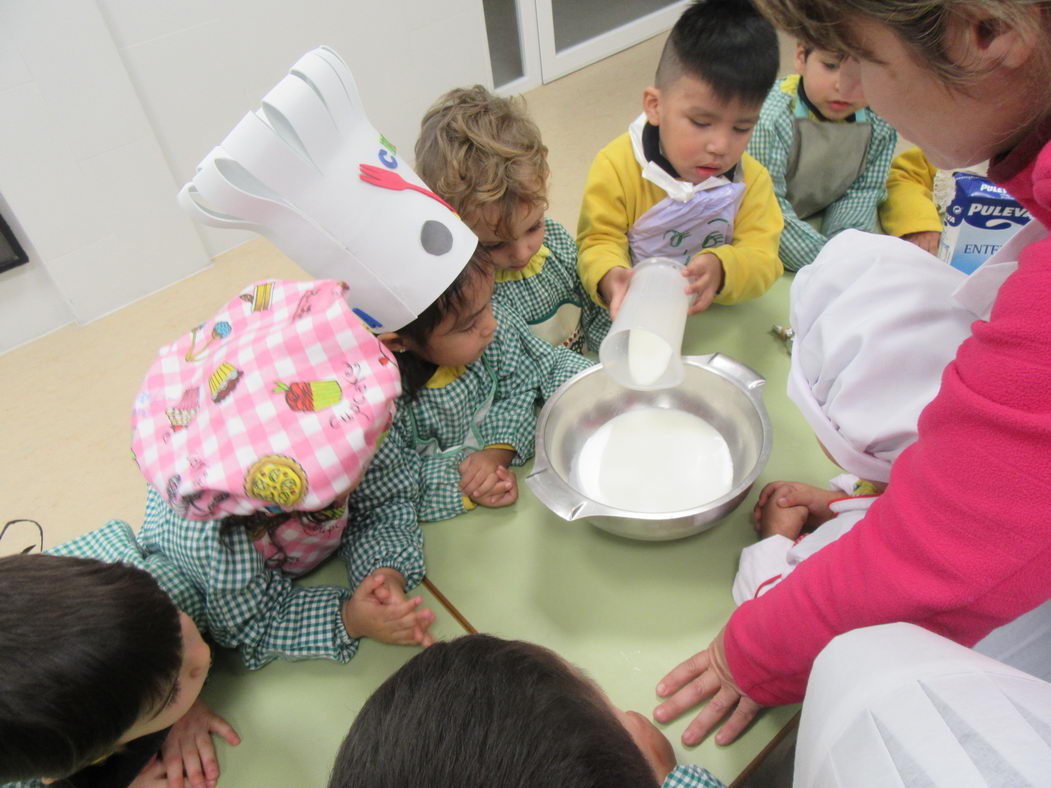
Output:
(626, 114), (746, 265)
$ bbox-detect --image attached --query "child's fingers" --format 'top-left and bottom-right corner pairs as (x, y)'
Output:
(379, 595), (423, 621)
(470, 471), (502, 500)
(459, 464), (486, 493)
(208, 712), (241, 748)
(686, 282), (717, 315)
(162, 749), (186, 788)
(181, 737), (209, 788)
(416, 606), (436, 630)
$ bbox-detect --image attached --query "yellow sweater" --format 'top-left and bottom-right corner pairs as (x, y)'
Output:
(879, 146), (942, 237)
(576, 131), (783, 306)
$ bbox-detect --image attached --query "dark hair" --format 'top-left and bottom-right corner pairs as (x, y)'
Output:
(392, 251), (493, 400)
(657, 0), (779, 106)
(0, 554), (183, 782)
(328, 634), (660, 788)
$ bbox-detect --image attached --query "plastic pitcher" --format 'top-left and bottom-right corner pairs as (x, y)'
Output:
(599, 257), (690, 390)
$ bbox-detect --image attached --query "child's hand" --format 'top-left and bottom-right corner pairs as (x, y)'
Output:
(901, 230), (940, 255)
(129, 755), (168, 788)
(472, 466), (518, 508)
(159, 699), (241, 788)
(598, 266), (633, 318)
(342, 569), (436, 647)
(755, 485), (809, 540)
(753, 481), (839, 532)
(460, 448), (515, 503)
(683, 252), (725, 314)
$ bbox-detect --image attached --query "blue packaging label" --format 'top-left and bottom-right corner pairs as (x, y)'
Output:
(939, 172), (1030, 274)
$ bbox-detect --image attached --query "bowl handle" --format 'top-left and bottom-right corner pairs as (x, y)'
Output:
(525, 465), (600, 522)
(685, 353), (766, 391)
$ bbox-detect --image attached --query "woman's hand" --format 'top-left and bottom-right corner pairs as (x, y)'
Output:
(653, 627), (762, 746)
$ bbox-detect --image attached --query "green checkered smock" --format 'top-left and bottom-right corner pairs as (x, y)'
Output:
(663, 765), (727, 788)
(747, 75), (897, 271)
(47, 484), (425, 670)
(492, 218), (611, 352)
(348, 302), (593, 529)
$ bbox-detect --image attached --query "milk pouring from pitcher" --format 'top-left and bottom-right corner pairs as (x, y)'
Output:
(599, 257), (691, 390)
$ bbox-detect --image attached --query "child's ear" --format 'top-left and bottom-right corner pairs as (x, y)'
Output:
(642, 86), (662, 126)
(794, 42), (809, 73)
(378, 332), (408, 353)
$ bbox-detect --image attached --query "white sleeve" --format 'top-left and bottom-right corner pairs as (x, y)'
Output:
(732, 535), (794, 605)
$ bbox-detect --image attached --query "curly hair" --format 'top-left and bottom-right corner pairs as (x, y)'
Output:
(415, 85), (549, 239)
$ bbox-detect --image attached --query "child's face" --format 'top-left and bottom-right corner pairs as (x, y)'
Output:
(406, 270), (498, 368)
(642, 74), (760, 184)
(795, 45), (867, 121)
(567, 660), (675, 780)
(472, 202), (546, 272)
(119, 613), (212, 744)
(610, 705), (677, 781)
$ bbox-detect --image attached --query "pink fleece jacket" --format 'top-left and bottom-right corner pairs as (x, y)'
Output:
(725, 121), (1051, 706)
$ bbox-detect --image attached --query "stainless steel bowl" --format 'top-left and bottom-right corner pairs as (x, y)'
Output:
(526, 353), (771, 541)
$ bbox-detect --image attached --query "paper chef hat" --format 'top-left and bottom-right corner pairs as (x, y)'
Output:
(794, 623), (1051, 787)
(178, 46), (478, 332)
(787, 231), (979, 483)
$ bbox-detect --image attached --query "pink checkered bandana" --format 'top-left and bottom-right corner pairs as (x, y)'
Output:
(132, 279), (401, 574)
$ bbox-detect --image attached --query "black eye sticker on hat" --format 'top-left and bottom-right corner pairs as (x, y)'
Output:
(421, 220), (453, 256)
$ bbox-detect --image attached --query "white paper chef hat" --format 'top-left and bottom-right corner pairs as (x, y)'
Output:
(787, 230), (978, 483)
(795, 623), (1051, 787)
(178, 46), (478, 332)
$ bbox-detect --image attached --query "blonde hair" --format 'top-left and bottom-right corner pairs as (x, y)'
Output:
(753, 0), (1050, 83)
(415, 86), (548, 239)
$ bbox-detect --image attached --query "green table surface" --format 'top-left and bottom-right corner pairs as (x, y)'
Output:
(421, 275), (839, 784)
(200, 275), (839, 786)
(199, 566), (469, 787)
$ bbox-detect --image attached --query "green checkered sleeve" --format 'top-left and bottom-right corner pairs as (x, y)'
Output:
(820, 112), (896, 238)
(747, 88), (829, 272)
(47, 518), (207, 628)
(342, 414), (430, 584)
(481, 304), (594, 459)
(137, 489), (358, 669)
(663, 765), (727, 788)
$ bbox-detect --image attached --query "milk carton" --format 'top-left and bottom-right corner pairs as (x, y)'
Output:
(938, 172), (1031, 274)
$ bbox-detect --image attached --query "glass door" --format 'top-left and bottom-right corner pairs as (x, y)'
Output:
(483, 0), (543, 93)
(536, 0), (687, 83)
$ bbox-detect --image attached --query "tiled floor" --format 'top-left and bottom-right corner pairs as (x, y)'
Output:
(2, 30), (837, 786)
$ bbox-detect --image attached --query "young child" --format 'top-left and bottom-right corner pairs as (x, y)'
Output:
(112, 47), (504, 670)
(879, 146), (942, 255)
(0, 553), (238, 788)
(733, 229), (985, 603)
(747, 43), (897, 270)
(415, 85), (611, 351)
(577, 0), (783, 319)
(328, 634), (726, 788)
(349, 253), (592, 533)
(126, 278), (434, 670)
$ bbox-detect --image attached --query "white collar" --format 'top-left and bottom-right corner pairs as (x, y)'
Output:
(627, 113), (735, 203)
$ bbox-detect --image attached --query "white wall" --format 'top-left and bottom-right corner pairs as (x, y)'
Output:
(0, 0), (493, 353)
